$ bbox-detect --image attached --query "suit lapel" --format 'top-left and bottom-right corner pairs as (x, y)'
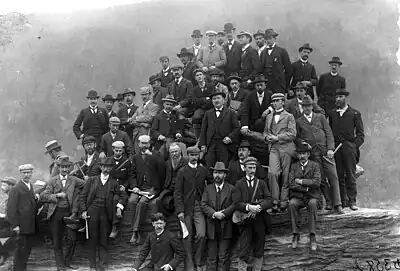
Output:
(218, 107), (229, 121)
(277, 111), (288, 124)
(209, 186), (217, 209)
(66, 176), (75, 204)
(220, 183), (229, 206)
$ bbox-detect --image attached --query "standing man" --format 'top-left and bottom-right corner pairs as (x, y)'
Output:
(131, 213), (185, 271)
(227, 73), (248, 117)
(288, 143), (321, 251)
(102, 94), (117, 119)
(80, 157), (127, 271)
(178, 48), (197, 86)
(187, 30), (203, 61)
(317, 57), (346, 116)
(237, 31), (260, 85)
(290, 44), (318, 100)
(201, 162), (235, 271)
(73, 89), (109, 149)
(174, 146), (210, 271)
(116, 88), (138, 140)
(7, 164), (40, 271)
(253, 30), (267, 58)
(199, 90), (239, 168)
(41, 157), (84, 271)
(196, 30), (227, 72)
(45, 140), (67, 177)
(222, 22), (241, 77)
(264, 93), (296, 212)
(158, 56), (174, 88)
(329, 89), (364, 210)
(233, 157), (272, 271)
(149, 74), (168, 109)
(260, 29), (292, 94)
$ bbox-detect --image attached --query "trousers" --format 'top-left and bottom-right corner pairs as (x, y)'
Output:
(288, 198), (318, 234)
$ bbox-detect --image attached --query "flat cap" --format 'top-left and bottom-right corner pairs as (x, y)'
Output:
(271, 93), (285, 101)
(335, 88), (350, 96)
(56, 156), (73, 166)
(209, 67), (225, 76)
(19, 164), (34, 172)
(138, 135), (151, 143)
(243, 156), (258, 165)
(170, 63), (183, 70)
(1, 177), (16, 186)
(109, 117), (120, 124)
(205, 30), (218, 36)
(112, 141), (125, 148)
(140, 86), (152, 95)
(148, 74), (161, 84)
(187, 146), (201, 154)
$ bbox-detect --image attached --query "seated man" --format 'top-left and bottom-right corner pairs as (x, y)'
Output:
(288, 143), (321, 251)
(71, 136), (101, 179)
(131, 213), (185, 271)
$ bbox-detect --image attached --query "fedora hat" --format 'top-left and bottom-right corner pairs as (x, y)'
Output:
(115, 93), (124, 101)
(210, 161), (228, 172)
(45, 140), (62, 154)
(253, 29), (265, 39)
(148, 74), (161, 84)
(335, 88), (349, 96)
(209, 67), (225, 76)
(177, 47), (194, 58)
(86, 89), (99, 99)
(237, 31), (252, 42)
(223, 22), (235, 33)
(191, 29), (203, 37)
(122, 88), (136, 97)
(265, 28), (279, 38)
(253, 74), (268, 84)
(301, 95), (314, 106)
(296, 142), (312, 153)
(329, 56), (343, 65)
(238, 140), (251, 150)
(227, 72), (242, 83)
(102, 94), (115, 102)
(162, 94), (177, 104)
(99, 157), (114, 167)
(298, 43), (313, 53)
(56, 156), (73, 167)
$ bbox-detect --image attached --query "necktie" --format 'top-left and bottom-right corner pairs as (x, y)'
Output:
(247, 179), (253, 188)
(61, 177), (66, 187)
(258, 94), (263, 105)
(175, 79), (179, 85)
(209, 45), (213, 50)
(228, 42), (232, 46)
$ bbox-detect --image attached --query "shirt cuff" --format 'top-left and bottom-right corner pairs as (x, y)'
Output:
(241, 126), (248, 129)
(116, 203), (124, 210)
(246, 204), (250, 211)
(300, 179), (303, 185)
(166, 264), (173, 270)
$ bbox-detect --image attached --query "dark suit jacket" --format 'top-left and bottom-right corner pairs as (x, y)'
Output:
(83, 151), (101, 177)
(182, 61), (197, 85)
(167, 78), (193, 108)
(73, 107), (109, 139)
(174, 164), (211, 216)
(151, 111), (184, 141)
(290, 60), (318, 89)
(199, 107), (240, 148)
(152, 86), (168, 109)
(132, 230), (185, 271)
(7, 181), (38, 234)
(239, 45), (261, 81)
(201, 183), (235, 240)
(223, 40), (242, 76)
(229, 88), (249, 118)
(132, 153), (166, 195)
(163, 157), (188, 191)
(110, 157), (135, 189)
(107, 111), (117, 119)
(116, 103), (139, 139)
(99, 130), (134, 159)
(285, 98), (325, 120)
(289, 160), (321, 200)
(240, 89), (273, 129)
(158, 69), (174, 88)
(41, 175), (85, 220)
(227, 160), (266, 186)
(192, 83), (214, 111)
(233, 177), (272, 212)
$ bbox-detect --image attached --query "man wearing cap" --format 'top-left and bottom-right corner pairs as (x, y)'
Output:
(201, 162), (235, 271)
(0, 177), (16, 265)
(7, 164), (39, 271)
(41, 156), (85, 270)
(129, 135), (166, 244)
(317, 57), (346, 116)
(174, 146), (210, 271)
(254, 30), (267, 58)
(328, 89), (364, 211)
(151, 95), (187, 160)
(196, 30), (227, 72)
(167, 64), (194, 119)
(72, 136), (101, 179)
(130, 87), (160, 154)
(149, 74), (168, 109)
(232, 156), (272, 271)
(237, 31), (260, 85)
(191, 69), (215, 139)
(289, 44), (318, 100)
(80, 157), (126, 270)
(227, 73), (248, 117)
(45, 140), (67, 178)
(187, 30), (203, 61)
(199, 89), (239, 168)
(99, 117), (134, 159)
(222, 23), (241, 77)
(260, 29), (293, 94)
(102, 94), (117, 119)
(288, 143), (321, 251)
(295, 95), (342, 213)
(264, 93), (296, 212)
(73, 90), (110, 150)
(217, 31), (226, 46)
(158, 56), (174, 88)
(117, 88), (138, 140)
(178, 48), (197, 86)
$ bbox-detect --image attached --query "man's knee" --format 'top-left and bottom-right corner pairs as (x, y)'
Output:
(308, 199), (318, 210)
(288, 198), (299, 208)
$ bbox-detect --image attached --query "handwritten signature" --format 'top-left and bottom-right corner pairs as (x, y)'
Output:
(353, 259), (400, 271)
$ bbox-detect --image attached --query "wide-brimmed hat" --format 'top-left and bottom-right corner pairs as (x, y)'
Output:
(301, 95), (314, 106)
(209, 67), (225, 76)
(102, 94), (115, 102)
(298, 43), (313, 53)
(237, 31), (252, 42)
(271, 93), (285, 101)
(191, 29), (203, 37)
(253, 74), (268, 84)
(122, 88), (136, 97)
(265, 28), (279, 38)
(177, 48), (194, 58)
(1, 177), (16, 186)
(99, 157), (114, 166)
(296, 142), (312, 153)
(82, 135), (97, 145)
(86, 89), (99, 99)
(253, 29), (265, 39)
(210, 161), (229, 172)
(45, 140), (62, 154)
(148, 74), (161, 84)
(223, 23), (235, 33)
(227, 72), (242, 83)
(335, 88), (349, 96)
(56, 156), (73, 167)
(329, 56), (343, 65)
(162, 94), (177, 104)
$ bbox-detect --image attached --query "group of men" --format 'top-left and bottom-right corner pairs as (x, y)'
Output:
(1, 22), (366, 271)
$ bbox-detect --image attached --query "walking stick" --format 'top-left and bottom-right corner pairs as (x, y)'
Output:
(85, 216), (90, 239)
(323, 143), (343, 165)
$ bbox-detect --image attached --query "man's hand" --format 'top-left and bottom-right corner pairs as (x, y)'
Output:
(176, 133), (182, 139)
(99, 152), (106, 159)
(131, 187), (140, 194)
(177, 212), (185, 221)
(119, 185), (126, 192)
(13, 226), (20, 235)
(81, 211), (88, 220)
(116, 208), (122, 218)
(287, 89), (294, 97)
(160, 264), (172, 271)
(56, 192), (67, 199)
(240, 127), (250, 134)
(158, 135), (167, 142)
(131, 268), (138, 271)
(295, 178), (303, 185)
(222, 137), (232, 144)
(214, 211), (225, 220)
(84, 176), (89, 181)
(267, 134), (278, 143)
(261, 106), (274, 119)
(247, 79), (252, 85)
(209, 65), (216, 69)
(254, 205), (262, 213)
(327, 150), (334, 159)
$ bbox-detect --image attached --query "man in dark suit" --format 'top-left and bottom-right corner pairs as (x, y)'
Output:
(7, 164), (40, 271)
(288, 143), (321, 251)
(174, 146), (210, 271)
(178, 48), (197, 85)
(237, 31), (260, 85)
(226, 73), (248, 118)
(116, 88), (138, 140)
(253, 30), (267, 59)
(102, 94), (117, 119)
(187, 30), (203, 62)
(80, 157), (127, 271)
(149, 74), (168, 109)
(167, 64), (194, 119)
(317, 57), (346, 116)
(131, 213), (185, 271)
(158, 56), (174, 88)
(71, 136), (101, 179)
(232, 157), (272, 271)
(73, 89), (110, 150)
(41, 157), (84, 271)
(289, 44), (318, 100)
(222, 23), (241, 77)
(199, 90), (239, 168)
(99, 117), (134, 160)
(328, 89), (364, 210)
(260, 29), (293, 94)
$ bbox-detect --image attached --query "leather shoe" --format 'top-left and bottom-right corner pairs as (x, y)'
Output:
(109, 226), (118, 238)
(65, 263), (78, 270)
(349, 204), (359, 211)
(129, 233), (138, 244)
(136, 234), (142, 244)
(310, 234), (317, 251)
(335, 205), (344, 214)
(271, 204), (279, 213)
(291, 234), (300, 249)
(325, 204), (333, 211)
(279, 202), (288, 211)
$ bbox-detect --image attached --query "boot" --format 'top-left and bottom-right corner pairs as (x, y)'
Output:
(349, 204), (358, 211)
(325, 204), (333, 211)
(310, 234), (317, 251)
(292, 233), (300, 249)
(237, 260), (247, 271)
(279, 202), (288, 212)
(253, 257), (263, 271)
(109, 225), (118, 238)
(334, 205), (344, 214)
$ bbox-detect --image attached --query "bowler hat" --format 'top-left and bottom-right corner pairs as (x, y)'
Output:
(122, 88), (136, 97)
(238, 140), (251, 150)
(57, 156), (73, 167)
(265, 28), (279, 38)
(209, 90), (226, 99)
(187, 146), (200, 154)
(191, 30), (203, 37)
(335, 88), (350, 96)
(227, 72), (242, 83)
(1, 177), (16, 186)
(296, 142), (312, 153)
(253, 29), (265, 39)
(298, 43), (313, 53)
(82, 136), (97, 145)
(210, 162), (229, 172)
(99, 157), (114, 166)
(301, 95), (314, 106)
(45, 140), (62, 154)
(177, 47), (194, 58)
(209, 68), (225, 76)
(162, 94), (177, 104)
(253, 74), (268, 84)
(223, 23), (235, 33)
(329, 56), (343, 65)
(86, 89), (99, 99)
(237, 31), (252, 42)
(102, 94), (115, 102)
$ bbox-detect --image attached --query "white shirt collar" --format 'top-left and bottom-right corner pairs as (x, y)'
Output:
(257, 91), (264, 97)
(156, 229), (164, 236)
(163, 67), (170, 73)
(188, 163), (197, 169)
(22, 181), (31, 190)
(304, 112), (313, 119)
(209, 43), (216, 48)
(163, 109), (172, 114)
(90, 106), (98, 110)
(268, 43), (276, 49)
(275, 108), (284, 113)
(300, 58), (308, 64)
(176, 76), (183, 84)
(245, 175), (254, 181)
(60, 174), (68, 180)
(227, 40), (234, 45)
(193, 44), (201, 49)
(215, 182), (224, 190)
(300, 161), (308, 167)
(258, 45), (267, 52)
(100, 173), (109, 185)
(242, 44), (250, 51)
(337, 105), (348, 114)
(330, 72), (338, 76)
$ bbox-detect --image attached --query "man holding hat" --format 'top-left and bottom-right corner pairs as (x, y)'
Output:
(196, 30), (227, 72)
(222, 22), (241, 77)
(199, 88), (239, 168)
(73, 89), (110, 150)
(260, 29), (293, 94)
(187, 30), (203, 60)
(201, 162), (235, 271)
(158, 56), (174, 88)
(41, 156), (85, 270)
(237, 31), (260, 85)
(328, 89), (364, 210)
(288, 143), (321, 251)
(7, 164), (39, 271)
(254, 30), (267, 58)
(149, 74), (168, 109)
(102, 94), (117, 119)
(174, 146), (210, 271)
(317, 56), (346, 116)
(80, 157), (127, 271)
(99, 116), (134, 160)
(289, 43), (318, 100)
(167, 64), (194, 119)
(232, 156), (272, 271)
(227, 73), (248, 117)
(295, 95), (342, 213)
(116, 88), (138, 140)
(178, 48), (197, 86)
(264, 93), (296, 212)
(45, 140), (67, 177)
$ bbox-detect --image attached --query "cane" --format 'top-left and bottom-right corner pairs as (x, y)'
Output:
(323, 143), (343, 165)
(85, 216), (90, 239)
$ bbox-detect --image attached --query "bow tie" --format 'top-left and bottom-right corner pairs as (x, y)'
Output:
(228, 42), (232, 46)
(267, 46), (274, 50)
(215, 108), (222, 112)
(305, 114), (312, 118)
(274, 111), (282, 116)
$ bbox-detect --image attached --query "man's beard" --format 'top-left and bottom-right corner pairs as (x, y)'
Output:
(102, 170), (110, 175)
(214, 176), (223, 184)
(86, 149), (95, 155)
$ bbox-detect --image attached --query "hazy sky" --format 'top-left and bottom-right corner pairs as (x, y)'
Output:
(0, 0), (151, 14)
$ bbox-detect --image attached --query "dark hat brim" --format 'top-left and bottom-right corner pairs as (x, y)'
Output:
(123, 90), (136, 96)
(177, 52), (194, 58)
(162, 98), (177, 104)
(209, 91), (226, 99)
(44, 143), (62, 154)
(210, 167), (229, 172)
(86, 95), (99, 99)
(102, 98), (115, 102)
(329, 60), (343, 65)
(335, 91), (350, 96)
(252, 79), (268, 84)
(227, 75), (242, 82)
(299, 46), (313, 52)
